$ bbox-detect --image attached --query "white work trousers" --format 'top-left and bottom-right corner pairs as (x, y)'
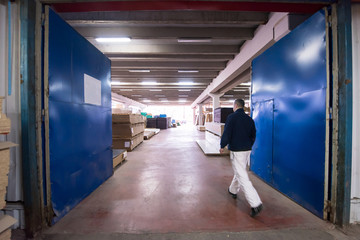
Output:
(229, 150), (262, 208)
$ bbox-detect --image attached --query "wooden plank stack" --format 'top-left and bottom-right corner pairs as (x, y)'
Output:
(0, 98), (10, 135)
(196, 122), (229, 155)
(0, 215), (16, 240)
(0, 97), (17, 239)
(143, 128), (160, 140)
(112, 114), (145, 151)
(113, 149), (127, 168)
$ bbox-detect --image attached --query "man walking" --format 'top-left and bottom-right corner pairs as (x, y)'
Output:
(220, 99), (263, 217)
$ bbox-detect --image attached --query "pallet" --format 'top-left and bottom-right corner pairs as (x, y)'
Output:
(113, 149), (127, 168)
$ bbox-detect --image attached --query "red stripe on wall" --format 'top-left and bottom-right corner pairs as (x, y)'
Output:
(51, 1), (327, 14)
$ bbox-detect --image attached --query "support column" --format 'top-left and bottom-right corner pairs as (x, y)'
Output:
(336, 0), (353, 226)
(331, 0), (353, 226)
(209, 93), (223, 123)
(197, 104), (204, 126)
(20, 0), (44, 236)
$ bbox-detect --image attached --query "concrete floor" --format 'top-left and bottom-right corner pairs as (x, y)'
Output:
(27, 125), (359, 239)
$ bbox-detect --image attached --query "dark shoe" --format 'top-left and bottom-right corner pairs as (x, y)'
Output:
(228, 188), (237, 199)
(250, 204), (263, 217)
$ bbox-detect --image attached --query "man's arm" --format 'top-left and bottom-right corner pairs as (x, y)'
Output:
(220, 116), (232, 151)
(250, 120), (256, 146)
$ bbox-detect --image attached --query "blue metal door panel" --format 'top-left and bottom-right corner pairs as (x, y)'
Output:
(48, 9), (113, 222)
(251, 10), (326, 218)
(250, 100), (274, 183)
(272, 90), (326, 217)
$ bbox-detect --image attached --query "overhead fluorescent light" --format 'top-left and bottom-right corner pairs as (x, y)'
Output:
(178, 90), (191, 92)
(95, 37), (131, 43)
(233, 89), (248, 92)
(223, 95), (234, 97)
(111, 81), (121, 85)
(142, 81), (158, 85)
(178, 70), (199, 73)
(129, 70), (150, 73)
(143, 100), (151, 103)
(240, 82), (251, 86)
(178, 99), (187, 102)
(149, 89), (162, 92)
(179, 95), (188, 97)
(178, 81), (195, 85)
(119, 89), (133, 92)
(177, 38), (212, 43)
(131, 95), (142, 97)
(161, 100), (169, 102)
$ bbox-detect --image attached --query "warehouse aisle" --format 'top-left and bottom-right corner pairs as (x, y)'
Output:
(41, 125), (341, 239)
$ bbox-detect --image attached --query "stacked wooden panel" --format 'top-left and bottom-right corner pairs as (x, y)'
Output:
(113, 149), (127, 168)
(0, 97), (17, 238)
(0, 98), (10, 135)
(112, 114), (145, 151)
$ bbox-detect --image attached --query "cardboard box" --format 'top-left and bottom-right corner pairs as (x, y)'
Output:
(112, 114), (145, 124)
(205, 122), (225, 137)
(0, 142), (17, 210)
(0, 97), (11, 135)
(0, 215), (17, 240)
(113, 133), (144, 151)
(197, 125), (206, 131)
(112, 123), (145, 138)
(113, 149), (127, 168)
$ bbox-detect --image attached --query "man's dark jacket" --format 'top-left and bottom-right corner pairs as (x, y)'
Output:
(220, 108), (256, 151)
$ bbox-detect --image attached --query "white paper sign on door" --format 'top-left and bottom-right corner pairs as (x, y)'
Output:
(84, 74), (101, 106)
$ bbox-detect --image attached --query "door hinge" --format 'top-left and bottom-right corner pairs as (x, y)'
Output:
(41, 13), (45, 26)
(329, 107), (333, 120)
(41, 109), (45, 122)
(327, 15), (332, 27)
(324, 200), (332, 214)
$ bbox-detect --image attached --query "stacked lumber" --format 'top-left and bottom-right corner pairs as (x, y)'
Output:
(112, 114), (145, 151)
(0, 215), (16, 240)
(0, 97), (17, 238)
(0, 98), (10, 135)
(143, 128), (160, 140)
(113, 149), (127, 168)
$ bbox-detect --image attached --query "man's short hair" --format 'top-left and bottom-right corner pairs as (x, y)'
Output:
(234, 99), (245, 108)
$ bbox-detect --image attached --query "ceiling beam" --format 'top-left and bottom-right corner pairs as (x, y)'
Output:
(111, 86), (207, 89)
(111, 78), (213, 83)
(191, 12), (291, 108)
(58, 10), (268, 25)
(73, 26), (254, 39)
(49, 1), (327, 14)
(93, 44), (240, 54)
(111, 61), (226, 69)
(107, 53), (235, 61)
(111, 92), (147, 109)
(216, 68), (251, 93)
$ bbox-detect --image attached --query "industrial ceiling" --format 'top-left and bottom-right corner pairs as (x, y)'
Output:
(46, 0), (326, 106)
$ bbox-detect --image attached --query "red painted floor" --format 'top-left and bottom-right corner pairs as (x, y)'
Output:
(45, 125), (328, 235)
